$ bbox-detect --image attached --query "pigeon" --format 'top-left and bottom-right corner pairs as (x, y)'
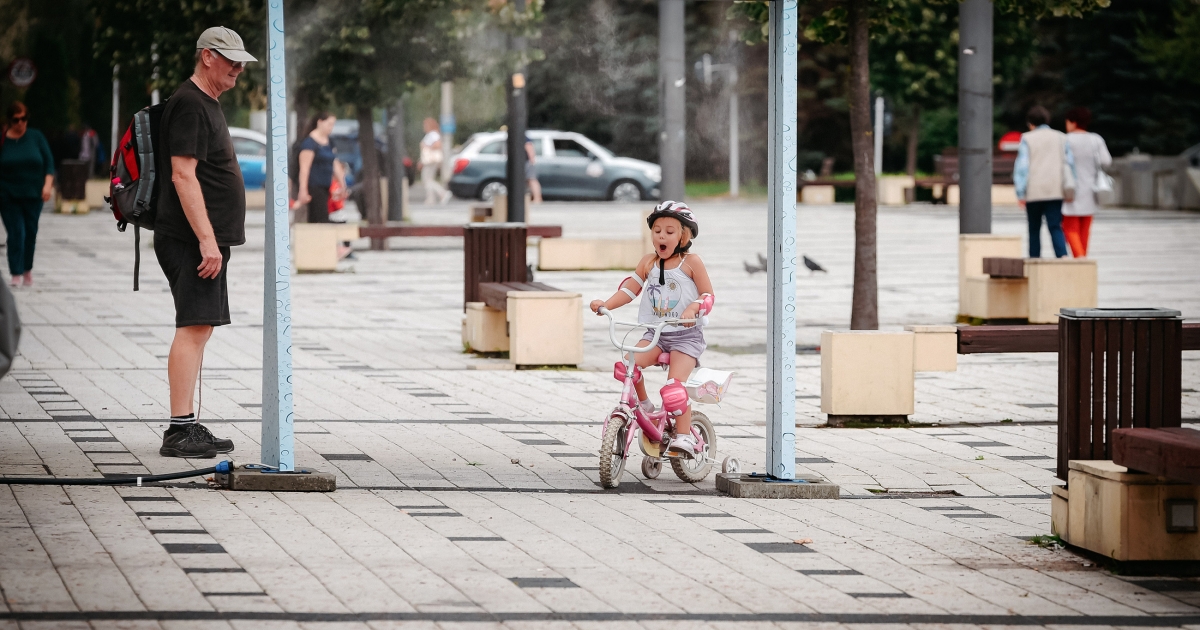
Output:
(803, 255), (827, 274)
(744, 260), (766, 275)
(756, 252), (768, 269)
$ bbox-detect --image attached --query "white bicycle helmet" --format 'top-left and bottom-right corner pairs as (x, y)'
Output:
(646, 200), (699, 238)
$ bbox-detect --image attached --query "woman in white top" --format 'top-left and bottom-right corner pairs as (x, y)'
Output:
(1062, 107), (1112, 258)
(419, 117), (451, 205)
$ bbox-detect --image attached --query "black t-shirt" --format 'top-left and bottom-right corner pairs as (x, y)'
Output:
(156, 79), (246, 246)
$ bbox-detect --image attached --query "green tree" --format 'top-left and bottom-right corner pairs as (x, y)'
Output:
(92, 0), (266, 114)
(291, 0), (469, 225)
(732, 0), (1109, 331)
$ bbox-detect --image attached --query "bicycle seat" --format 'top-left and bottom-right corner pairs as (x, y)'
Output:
(655, 352), (671, 367)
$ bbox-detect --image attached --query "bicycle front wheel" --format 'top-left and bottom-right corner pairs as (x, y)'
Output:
(671, 411), (715, 483)
(599, 410), (629, 489)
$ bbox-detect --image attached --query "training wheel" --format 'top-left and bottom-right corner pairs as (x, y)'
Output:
(641, 457), (662, 479)
(721, 457), (741, 474)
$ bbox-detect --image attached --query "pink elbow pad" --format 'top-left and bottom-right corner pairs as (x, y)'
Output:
(696, 293), (715, 315)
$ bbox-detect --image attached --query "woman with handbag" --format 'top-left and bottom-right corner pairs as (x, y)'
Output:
(1062, 107), (1112, 258)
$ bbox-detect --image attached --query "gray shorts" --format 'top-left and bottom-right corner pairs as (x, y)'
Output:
(642, 327), (706, 364)
(525, 162), (538, 181)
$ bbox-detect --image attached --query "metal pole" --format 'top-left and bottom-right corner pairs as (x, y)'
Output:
(440, 81), (455, 186)
(506, 0), (527, 222)
(873, 96), (884, 176)
(261, 0), (295, 471)
(658, 0), (686, 201)
(110, 64), (120, 157)
(729, 90), (739, 198)
(958, 0), (993, 234)
(150, 44), (160, 106)
(766, 0), (798, 481)
(387, 97), (408, 222)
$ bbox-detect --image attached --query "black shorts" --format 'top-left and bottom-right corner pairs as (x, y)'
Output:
(154, 234), (232, 328)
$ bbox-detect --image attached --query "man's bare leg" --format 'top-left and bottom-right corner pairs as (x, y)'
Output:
(168, 325), (213, 416)
(160, 324), (234, 458)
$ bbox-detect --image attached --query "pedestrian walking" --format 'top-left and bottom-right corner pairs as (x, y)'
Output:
(1062, 107), (1111, 258)
(1013, 105), (1076, 258)
(153, 26), (256, 458)
(525, 134), (543, 204)
(0, 102), (55, 288)
(419, 117), (451, 205)
(295, 112), (346, 224)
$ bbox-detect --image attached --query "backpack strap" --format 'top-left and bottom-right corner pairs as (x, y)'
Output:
(133, 110), (155, 217)
(133, 226), (140, 292)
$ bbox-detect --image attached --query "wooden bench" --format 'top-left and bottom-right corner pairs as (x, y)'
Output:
(1113, 427), (1200, 484)
(473, 281), (582, 367)
(359, 223), (563, 250)
(957, 323), (1200, 354)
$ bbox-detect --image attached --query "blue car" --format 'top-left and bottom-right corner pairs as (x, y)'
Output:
(228, 127), (267, 189)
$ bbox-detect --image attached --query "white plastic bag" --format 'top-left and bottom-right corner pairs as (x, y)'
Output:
(685, 368), (734, 404)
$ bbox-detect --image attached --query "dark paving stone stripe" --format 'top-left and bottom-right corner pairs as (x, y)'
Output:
(162, 543), (226, 554)
(850, 593), (911, 598)
(800, 569), (862, 575)
(921, 506), (979, 511)
(151, 530), (209, 535)
(408, 512), (463, 517)
(448, 537), (504, 542)
(945, 514), (1001, 519)
(184, 568), (246, 573)
(203, 592), (268, 597)
(136, 512), (193, 517)
(71, 437), (120, 442)
(322, 454), (373, 461)
(960, 441), (1009, 448)
(509, 577), (578, 588)
(123, 496), (178, 502)
(549, 453), (595, 458)
(1004, 455), (1053, 460)
(394, 505), (448, 510)
(517, 439), (567, 446)
(646, 499), (699, 504)
(3, 611), (1198, 625)
(716, 528), (772, 534)
(678, 513), (731, 518)
(796, 457), (833, 464)
(745, 542), (814, 554)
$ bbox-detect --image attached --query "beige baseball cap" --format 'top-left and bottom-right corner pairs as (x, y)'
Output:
(196, 26), (257, 63)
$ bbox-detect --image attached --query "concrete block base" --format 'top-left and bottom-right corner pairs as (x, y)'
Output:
(826, 414), (909, 427)
(537, 238), (643, 270)
(820, 331), (915, 417)
(906, 324), (958, 372)
(508, 291), (583, 366)
(215, 468), (337, 492)
(464, 302), (509, 353)
(716, 473), (840, 499)
(57, 199), (90, 214)
(1026, 258), (1098, 324)
(801, 185), (835, 204)
(959, 234), (1023, 316)
(1053, 460), (1200, 564)
(294, 224), (359, 272)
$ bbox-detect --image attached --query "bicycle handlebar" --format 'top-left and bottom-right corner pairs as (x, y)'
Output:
(597, 307), (698, 352)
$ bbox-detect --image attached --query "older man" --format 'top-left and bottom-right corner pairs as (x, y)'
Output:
(156, 27), (256, 458)
(1014, 105), (1076, 259)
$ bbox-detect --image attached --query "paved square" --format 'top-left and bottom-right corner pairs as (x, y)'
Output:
(1, 201), (1198, 628)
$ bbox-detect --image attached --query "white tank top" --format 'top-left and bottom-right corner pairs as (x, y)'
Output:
(638, 255), (700, 333)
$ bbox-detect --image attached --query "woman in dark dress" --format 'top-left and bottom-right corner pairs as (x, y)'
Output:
(0, 102), (55, 288)
(295, 112), (345, 223)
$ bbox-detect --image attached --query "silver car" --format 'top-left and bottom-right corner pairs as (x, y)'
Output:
(448, 130), (662, 202)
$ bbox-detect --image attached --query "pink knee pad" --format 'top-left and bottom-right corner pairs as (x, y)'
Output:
(613, 361), (643, 384)
(660, 379), (690, 417)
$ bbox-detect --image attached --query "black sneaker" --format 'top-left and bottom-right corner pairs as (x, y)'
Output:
(160, 423), (235, 458)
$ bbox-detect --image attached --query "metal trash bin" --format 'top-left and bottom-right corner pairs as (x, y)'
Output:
(463, 223), (526, 309)
(1057, 307), (1183, 481)
(57, 159), (90, 201)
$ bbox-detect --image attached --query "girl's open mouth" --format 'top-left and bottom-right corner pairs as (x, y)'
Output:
(658, 244), (668, 252)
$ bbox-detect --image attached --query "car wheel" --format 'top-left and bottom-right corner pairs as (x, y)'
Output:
(609, 180), (643, 203)
(479, 180), (507, 202)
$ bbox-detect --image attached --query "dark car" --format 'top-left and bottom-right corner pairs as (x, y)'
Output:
(448, 130), (661, 202)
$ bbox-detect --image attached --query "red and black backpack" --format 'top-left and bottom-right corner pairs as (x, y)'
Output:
(107, 101), (165, 291)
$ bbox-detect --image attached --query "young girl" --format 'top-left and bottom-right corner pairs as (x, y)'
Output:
(589, 201), (715, 456)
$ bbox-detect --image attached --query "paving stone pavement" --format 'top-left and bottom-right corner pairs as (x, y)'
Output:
(1, 201), (1198, 628)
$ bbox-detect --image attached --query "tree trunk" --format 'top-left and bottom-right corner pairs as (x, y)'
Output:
(906, 104), (920, 178)
(386, 97), (408, 222)
(848, 0), (878, 330)
(356, 105), (384, 235)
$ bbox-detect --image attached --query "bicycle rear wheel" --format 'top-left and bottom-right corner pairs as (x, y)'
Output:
(671, 411), (715, 483)
(599, 410), (629, 489)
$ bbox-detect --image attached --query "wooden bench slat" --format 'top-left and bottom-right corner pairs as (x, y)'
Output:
(982, 257), (1025, 278)
(478, 281), (563, 312)
(1112, 427), (1200, 484)
(361, 224), (563, 240)
(958, 322), (1200, 354)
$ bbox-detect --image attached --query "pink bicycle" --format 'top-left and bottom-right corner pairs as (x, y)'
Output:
(596, 308), (739, 488)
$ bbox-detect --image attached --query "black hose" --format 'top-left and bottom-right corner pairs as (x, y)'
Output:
(0, 461), (232, 486)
